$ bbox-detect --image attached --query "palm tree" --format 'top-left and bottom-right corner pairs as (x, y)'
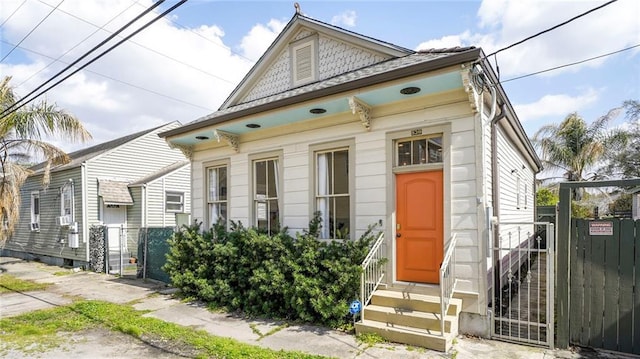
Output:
(0, 76), (91, 246)
(532, 111), (627, 199)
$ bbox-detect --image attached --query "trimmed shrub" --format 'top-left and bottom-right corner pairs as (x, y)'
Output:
(164, 214), (379, 327)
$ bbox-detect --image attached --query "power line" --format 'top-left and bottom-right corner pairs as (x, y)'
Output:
(1, 0), (166, 118)
(0, 0), (65, 63)
(1, 0), (190, 120)
(486, 0), (619, 59)
(17, 0), (142, 89)
(34, 0), (239, 86)
(1, 39), (215, 112)
(130, 0), (257, 64)
(0, 0), (27, 28)
(500, 44), (640, 84)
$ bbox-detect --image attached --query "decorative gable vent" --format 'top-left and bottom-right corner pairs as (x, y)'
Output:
(291, 36), (317, 87)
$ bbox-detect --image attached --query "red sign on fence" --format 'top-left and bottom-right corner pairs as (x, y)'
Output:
(588, 221), (613, 236)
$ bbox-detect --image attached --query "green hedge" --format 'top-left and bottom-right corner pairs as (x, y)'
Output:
(163, 214), (379, 328)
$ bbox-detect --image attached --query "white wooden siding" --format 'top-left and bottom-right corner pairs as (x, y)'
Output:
(85, 124), (185, 226)
(8, 168), (85, 261)
(143, 165), (191, 227)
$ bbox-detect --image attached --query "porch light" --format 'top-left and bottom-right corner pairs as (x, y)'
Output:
(246, 123), (261, 128)
(400, 86), (421, 95)
(310, 108), (326, 114)
(195, 135), (209, 140)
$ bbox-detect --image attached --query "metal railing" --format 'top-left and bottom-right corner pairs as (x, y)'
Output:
(439, 233), (458, 335)
(360, 232), (386, 320)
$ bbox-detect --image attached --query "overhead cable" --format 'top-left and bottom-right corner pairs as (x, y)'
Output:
(35, 0), (237, 85)
(485, 0), (619, 59)
(0, 0), (189, 120)
(0, 0), (65, 63)
(17, 0), (141, 89)
(1, 39), (214, 112)
(1, 0), (166, 118)
(500, 43), (640, 84)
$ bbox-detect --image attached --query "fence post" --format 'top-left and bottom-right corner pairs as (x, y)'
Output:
(556, 186), (571, 348)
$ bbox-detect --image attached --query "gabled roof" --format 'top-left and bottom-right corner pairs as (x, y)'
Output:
(129, 160), (190, 186)
(30, 122), (179, 174)
(219, 13), (413, 110)
(160, 47), (479, 139)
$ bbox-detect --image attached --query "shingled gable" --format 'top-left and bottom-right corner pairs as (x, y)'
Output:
(219, 13), (413, 110)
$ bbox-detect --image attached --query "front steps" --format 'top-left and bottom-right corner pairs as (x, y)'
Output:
(355, 289), (462, 352)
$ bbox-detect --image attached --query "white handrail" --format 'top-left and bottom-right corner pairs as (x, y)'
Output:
(439, 233), (458, 335)
(360, 232), (386, 321)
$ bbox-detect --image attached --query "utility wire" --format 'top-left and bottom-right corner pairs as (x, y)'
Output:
(485, 0), (619, 58)
(0, 0), (65, 63)
(17, 0), (142, 89)
(0, 0), (27, 28)
(130, 0), (256, 63)
(1, 39), (215, 111)
(0, 0), (189, 120)
(36, 0), (238, 85)
(1, 0), (166, 118)
(500, 44), (640, 84)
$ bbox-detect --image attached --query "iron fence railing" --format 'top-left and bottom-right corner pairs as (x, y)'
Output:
(360, 232), (386, 320)
(439, 233), (458, 335)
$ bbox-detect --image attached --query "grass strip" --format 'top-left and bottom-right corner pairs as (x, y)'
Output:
(0, 274), (51, 293)
(1, 300), (329, 359)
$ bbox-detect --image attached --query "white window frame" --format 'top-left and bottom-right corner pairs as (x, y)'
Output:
(60, 182), (73, 225)
(165, 191), (185, 213)
(250, 152), (283, 235)
(310, 139), (354, 240)
(290, 35), (318, 87)
(205, 161), (229, 229)
(30, 191), (40, 231)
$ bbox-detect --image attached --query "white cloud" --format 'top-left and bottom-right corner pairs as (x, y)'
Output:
(331, 10), (357, 28)
(416, 31), (473, 51)
(417, 0), (640, 77)
(514, 88), (600, 123)
(239, 19), (286, 61)
(0, 0), (285, 151)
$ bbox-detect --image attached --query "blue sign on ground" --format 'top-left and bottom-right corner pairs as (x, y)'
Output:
(349, 300), (362, 315)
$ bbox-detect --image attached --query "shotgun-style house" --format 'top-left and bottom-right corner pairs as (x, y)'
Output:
(160, 12), (542, 351)
(3, 122), (190, 269)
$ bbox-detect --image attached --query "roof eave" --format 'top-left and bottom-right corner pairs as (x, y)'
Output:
(160, 48), (482, 139)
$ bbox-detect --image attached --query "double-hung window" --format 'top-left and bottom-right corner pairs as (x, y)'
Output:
(207, 165), (227, 228)
(30, 191), (40, 231)
(315, 147), (351, 239)
(253, 157), (280, 235)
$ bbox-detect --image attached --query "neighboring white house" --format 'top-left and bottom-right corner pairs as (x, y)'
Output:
(160, 12), (541, 350)
(3, 122), (190, 268)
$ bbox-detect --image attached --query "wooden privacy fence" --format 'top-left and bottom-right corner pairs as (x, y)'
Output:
(569, 218), (640, 354)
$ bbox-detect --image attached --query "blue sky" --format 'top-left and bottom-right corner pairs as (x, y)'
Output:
(1, 0), (638, 152)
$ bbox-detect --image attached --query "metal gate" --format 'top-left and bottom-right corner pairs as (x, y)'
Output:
(490, 221), (555, 348)
(105, 225), (139, 277)
(569, 218), (640, 354)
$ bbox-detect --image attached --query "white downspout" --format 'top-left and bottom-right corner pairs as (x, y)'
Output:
(81, 162), (89, 262)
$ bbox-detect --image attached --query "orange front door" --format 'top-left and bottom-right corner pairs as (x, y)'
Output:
(396, 170), (443, 284)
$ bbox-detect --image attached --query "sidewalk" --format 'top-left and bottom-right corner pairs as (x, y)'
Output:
(0, 257), (598, 358)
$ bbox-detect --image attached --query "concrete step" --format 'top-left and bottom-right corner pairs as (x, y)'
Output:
(355, 319), (454, 352)
(371, 289), (462, 316)
(363, 304), (458, 333)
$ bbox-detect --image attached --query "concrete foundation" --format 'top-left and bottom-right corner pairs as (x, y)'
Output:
(0, 249), (88, 269)
(459, 311), (491, 338)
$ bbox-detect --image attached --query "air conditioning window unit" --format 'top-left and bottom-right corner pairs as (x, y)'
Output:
(57, 215), (71, 226)
(30, 222), (40, 231)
